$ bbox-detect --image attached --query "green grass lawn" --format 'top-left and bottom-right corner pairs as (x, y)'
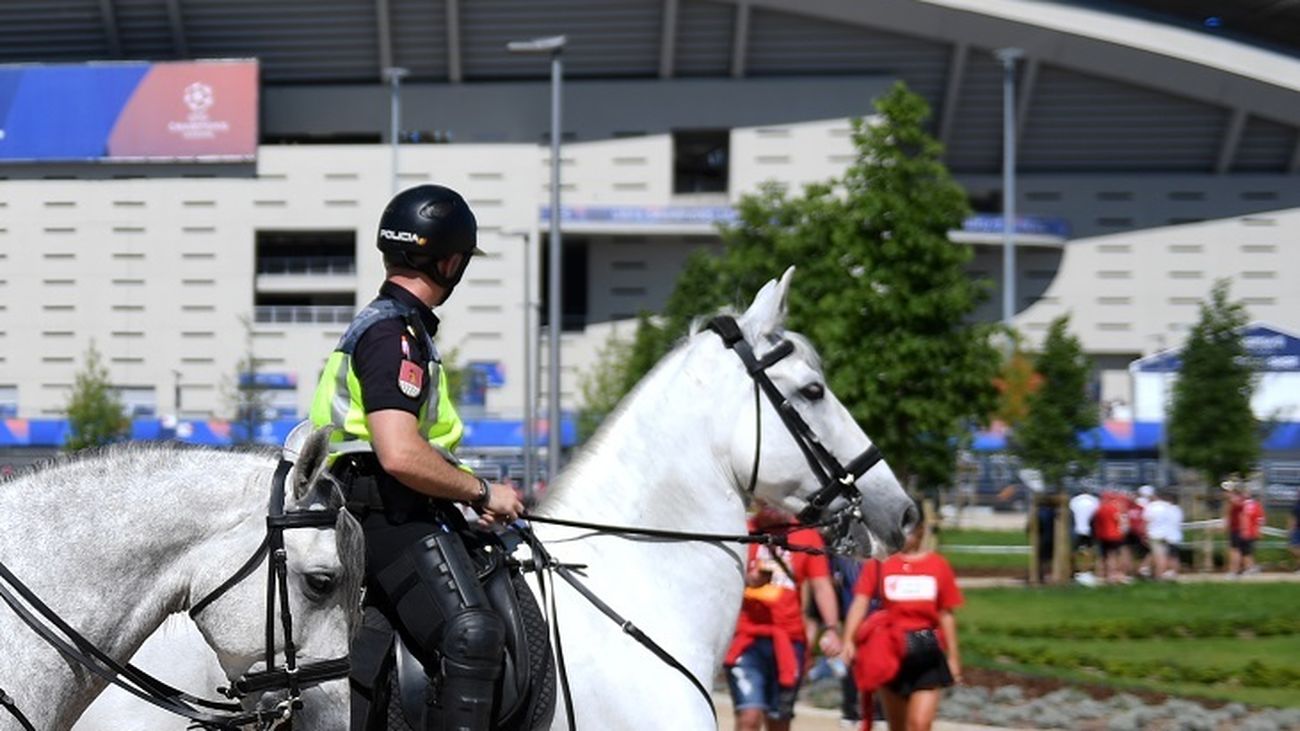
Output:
(960, 582), (1300, 707)
(936, 528), (1029, 571)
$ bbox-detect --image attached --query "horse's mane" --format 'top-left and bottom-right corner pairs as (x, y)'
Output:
(0, 441), (277, 485)
(543, 308), (823, 507)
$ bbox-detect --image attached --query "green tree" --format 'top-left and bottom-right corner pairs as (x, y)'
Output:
(65, 340), (130, 451)
(1012, 315), (1098, 490)
(579, 83), (1001, 488)
(227, 316), (274, 444)
(440, 347), (467, 405)
(1168, 280), (1258, 487)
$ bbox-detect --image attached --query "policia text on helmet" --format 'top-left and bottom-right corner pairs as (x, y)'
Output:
(313, 184), (526, 731)
(376, 184), (485, 302)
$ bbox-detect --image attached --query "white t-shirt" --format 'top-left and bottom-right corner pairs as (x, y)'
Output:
(1069, 494), (1099, 536)
(1144, 500), (1184, 544)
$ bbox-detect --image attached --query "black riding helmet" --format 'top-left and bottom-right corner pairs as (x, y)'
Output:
(376, 184), (483, 290)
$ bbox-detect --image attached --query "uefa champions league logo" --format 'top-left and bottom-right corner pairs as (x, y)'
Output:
(183, 82), (214, 117)
(169, 80), (228, 140)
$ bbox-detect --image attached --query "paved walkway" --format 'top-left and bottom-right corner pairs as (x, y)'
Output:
(713, 695), (1015, 731)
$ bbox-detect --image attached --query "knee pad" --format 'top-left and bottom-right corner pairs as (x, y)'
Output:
(440, 607), (505, 668)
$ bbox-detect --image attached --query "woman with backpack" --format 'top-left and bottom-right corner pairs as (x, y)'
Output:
(841, 516), (962, 731)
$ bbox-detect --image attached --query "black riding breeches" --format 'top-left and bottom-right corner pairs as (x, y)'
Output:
(354, 511), (506, 731)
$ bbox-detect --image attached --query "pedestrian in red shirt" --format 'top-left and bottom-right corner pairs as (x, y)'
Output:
(725, 505), (844, 731)
(1225, 481), (1266, 576)
(1092, 490), (1129, 583)
(841, 516), (962, 731)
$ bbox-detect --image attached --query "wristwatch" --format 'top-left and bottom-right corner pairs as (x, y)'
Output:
(470, 477), (491, 512)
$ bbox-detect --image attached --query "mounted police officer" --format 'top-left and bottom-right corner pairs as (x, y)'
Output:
(310, 184), (525, 731)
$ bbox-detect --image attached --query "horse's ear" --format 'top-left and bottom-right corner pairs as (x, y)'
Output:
(290, 426), (333, 501)
(740, 266), (795, 337)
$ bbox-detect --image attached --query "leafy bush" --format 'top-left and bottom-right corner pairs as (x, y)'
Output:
(965, 638), (1300, 689)
(967, 616), (1300, 641)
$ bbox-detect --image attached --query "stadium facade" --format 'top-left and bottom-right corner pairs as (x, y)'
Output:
(1, 0), (1298, 481)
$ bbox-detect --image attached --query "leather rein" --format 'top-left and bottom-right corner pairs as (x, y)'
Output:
(0, 459), (348, 730)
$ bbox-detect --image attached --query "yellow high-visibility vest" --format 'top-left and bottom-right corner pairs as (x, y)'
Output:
(309, 297), (464, 461)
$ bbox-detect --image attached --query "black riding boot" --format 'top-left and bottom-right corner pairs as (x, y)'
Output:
(370, 526), (506, 731)
(431, 655), (500, 731)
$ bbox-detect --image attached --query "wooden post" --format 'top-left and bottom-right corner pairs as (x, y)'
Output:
(1194, 493), (1214, 573)
(1028, 493), (1042, 584)
(922, 497), (939, 552)
(1052, 492), (1071, 584)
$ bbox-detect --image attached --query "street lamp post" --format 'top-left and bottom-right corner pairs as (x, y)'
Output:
(522, 232), (535, 497)
(995, 48), (1023, 329)
(507, 35), (566, 481)
(505, 231), (538, 497)
(383, 67), (410, 194)
(1153, 335), (1171, 489)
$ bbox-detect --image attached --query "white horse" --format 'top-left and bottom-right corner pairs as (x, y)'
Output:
(77, 268), (915, 729)
(0, 429), (362, 731)
(524, 268), (915, 729)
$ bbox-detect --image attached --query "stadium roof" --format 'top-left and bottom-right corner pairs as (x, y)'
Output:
(2, 0), (1297, 173)
(1096, 0), (1300, 58)
(2, 1), (1296, 89)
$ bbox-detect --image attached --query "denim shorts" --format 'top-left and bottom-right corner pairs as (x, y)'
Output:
(726, 638), (807, 720)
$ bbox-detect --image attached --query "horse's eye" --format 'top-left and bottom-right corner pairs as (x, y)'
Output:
(304, 573), (336, 597)
(799, 383), (825, 401)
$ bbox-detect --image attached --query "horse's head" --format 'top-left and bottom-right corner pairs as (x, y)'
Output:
(188, 426), (362, 726)
(715, 267), (917, 557)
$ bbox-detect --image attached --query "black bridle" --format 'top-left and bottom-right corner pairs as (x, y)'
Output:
(0, 459), (348, 730)
(188, 458), (351, 718)
(706, 315), (885, 543)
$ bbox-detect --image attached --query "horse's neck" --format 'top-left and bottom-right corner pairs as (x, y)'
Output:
(541, 346), (747, 534)
(535, 346), (751, 676)
(0, 450), (268, 661)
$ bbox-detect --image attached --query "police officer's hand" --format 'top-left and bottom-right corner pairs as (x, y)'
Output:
(477, 482), (524, 527)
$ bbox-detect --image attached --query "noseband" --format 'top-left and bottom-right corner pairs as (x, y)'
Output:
(706, 315), (884, 535)
(189, 459), (349, 719)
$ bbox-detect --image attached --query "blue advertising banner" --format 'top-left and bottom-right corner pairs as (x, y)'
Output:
(0, 417), (580, 449)
(0, 60), (258, 163)
(237, 372), (299, 389)
(1133, 324), (1300, 373)
(468, 361), (506, 388)
(540, 205), (1070, 238)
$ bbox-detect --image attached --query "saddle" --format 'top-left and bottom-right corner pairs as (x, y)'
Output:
(371, 530), (556, 731)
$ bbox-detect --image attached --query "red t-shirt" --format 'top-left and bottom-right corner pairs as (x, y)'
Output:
(1127, 503), (1147, 539)
(1093, 499), (1125, 543)
(1238, 499), (1264, 540)
(852, 552), (962, 632)
(735, 526), (830, 641)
